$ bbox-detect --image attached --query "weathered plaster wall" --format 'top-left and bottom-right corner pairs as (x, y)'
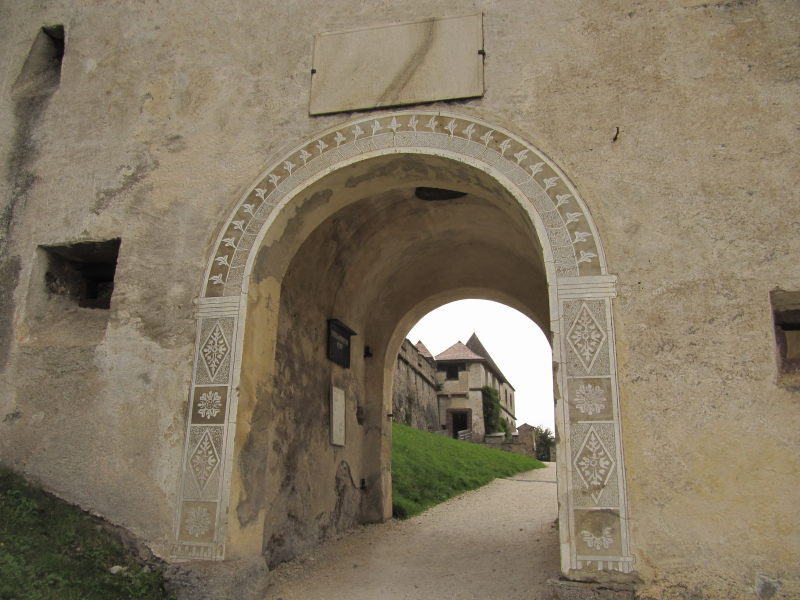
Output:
(250, 221), (373, 568)
(0, 1), (797, 597)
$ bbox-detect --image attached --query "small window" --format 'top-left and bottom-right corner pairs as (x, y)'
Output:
(771, 290), (800, 387)
(40, 239), (120, 309)
(445, 364), (459, 380)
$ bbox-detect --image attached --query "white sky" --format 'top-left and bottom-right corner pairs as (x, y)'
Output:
(405, 299), (554, 432)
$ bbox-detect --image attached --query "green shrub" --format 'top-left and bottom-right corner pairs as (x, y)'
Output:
(533, 426), (555, 461)
(500, 419), (512, 441)
(481, 386), (502, 433)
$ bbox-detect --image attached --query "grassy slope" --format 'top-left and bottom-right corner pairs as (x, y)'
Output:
(391, 423), (544, 518)
(0, 467), (174, 600)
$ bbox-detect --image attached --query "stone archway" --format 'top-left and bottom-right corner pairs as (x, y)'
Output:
(170, 110), (634, 578)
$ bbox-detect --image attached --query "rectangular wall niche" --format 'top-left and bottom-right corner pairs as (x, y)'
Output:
(309, 14), (484, 115)
(40, 239), (120, 309)
(13, 25), (64, 98)
(770, 289), (800, 388)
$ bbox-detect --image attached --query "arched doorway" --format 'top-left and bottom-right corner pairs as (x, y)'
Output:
(171, 111), (633, 578)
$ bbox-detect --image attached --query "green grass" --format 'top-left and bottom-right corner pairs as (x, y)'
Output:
(391, 423), (544, 519)
(0, 466), (175, 600)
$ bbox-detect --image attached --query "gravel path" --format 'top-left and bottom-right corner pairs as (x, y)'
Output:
(265, 463), (559, 600)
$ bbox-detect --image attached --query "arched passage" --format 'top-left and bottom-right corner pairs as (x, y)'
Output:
(171, 111), (633, 578)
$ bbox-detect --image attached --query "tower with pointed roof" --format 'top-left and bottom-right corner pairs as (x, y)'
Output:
(433, 333), (516, 440)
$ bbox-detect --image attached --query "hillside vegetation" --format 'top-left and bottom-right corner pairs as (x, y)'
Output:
(0, 467), (174, 600)
(391, 423), (544, 518)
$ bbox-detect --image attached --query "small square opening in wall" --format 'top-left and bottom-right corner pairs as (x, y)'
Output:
(13, 25), (64, 98)
(770, 289), (800, 387)
(40, 239), (120, 309)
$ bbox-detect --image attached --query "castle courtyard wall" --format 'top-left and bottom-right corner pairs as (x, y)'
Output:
(392, 339), (439, 431)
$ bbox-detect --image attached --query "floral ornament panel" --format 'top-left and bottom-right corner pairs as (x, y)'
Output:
(179, 501), (217, 543)
(568, 303), (606, 372)
(563, 300), (610, 377)
(182, 426), (224, 500)
(201, 323), (229, 380)
(581, 527), (614, 550)
(571, 423), (619, 507)
(191, 386), (228, 424)
(194, 318), (234, 385)
(198, 391), (222, 419)
(567, 378), (613, 422)
(189, 429), (221, 491)
(573, 509), (623, 557)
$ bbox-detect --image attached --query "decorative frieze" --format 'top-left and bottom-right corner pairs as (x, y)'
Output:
(202, 111), (607, 298)
(552, 274), (630, 572)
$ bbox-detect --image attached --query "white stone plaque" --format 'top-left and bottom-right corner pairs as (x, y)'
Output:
(310, 14), (484, 115)
(330, 386), (345, 446)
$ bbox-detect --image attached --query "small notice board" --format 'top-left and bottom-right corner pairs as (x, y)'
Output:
(327, 319), (356, 368)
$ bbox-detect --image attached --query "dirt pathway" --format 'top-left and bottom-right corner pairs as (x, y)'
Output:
(265, 463), (559, 600)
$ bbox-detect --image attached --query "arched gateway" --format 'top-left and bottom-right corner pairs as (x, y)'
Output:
(171, 110), (634, 577)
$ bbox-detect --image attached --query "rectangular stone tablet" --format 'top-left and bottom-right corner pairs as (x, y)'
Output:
(330, 386), (346, 446)
(310, 14), (484, 115)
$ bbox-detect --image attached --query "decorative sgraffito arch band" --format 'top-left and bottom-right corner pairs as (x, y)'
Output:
(171, 110), (634, 577)
(204, 111), (603, 299)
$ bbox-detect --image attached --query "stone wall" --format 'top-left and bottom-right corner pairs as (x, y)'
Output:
(482, 435), (531, 457)
(392, 339), (439, 432)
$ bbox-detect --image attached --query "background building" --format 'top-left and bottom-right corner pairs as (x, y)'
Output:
(393, 334), (517, 440)
(434, 333), (516, 439)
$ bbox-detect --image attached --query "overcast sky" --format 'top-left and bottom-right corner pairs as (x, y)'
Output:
(404, 299), (555, 432)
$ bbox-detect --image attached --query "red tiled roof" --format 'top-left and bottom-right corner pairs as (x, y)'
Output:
(434, 341), (484, 362)
(414, 340), (434, 360)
